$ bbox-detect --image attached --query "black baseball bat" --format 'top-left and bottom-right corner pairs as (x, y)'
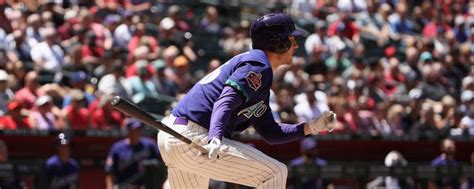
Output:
(111, 96), (208, 154)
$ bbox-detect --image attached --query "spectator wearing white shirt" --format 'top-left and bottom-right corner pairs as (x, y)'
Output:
(30, 26), (66, 72)
(304, 21), (330, 58)
(98, 60), (132, 99)
(113, 11), (133, 50)
(337, 0), (367, 13)
(294, 85), (329, 122)
(0, 70), (14, 116)
(25, 14), (43, 45)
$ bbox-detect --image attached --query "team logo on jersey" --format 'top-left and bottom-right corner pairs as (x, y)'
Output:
(246, 71), (262, 91)
(238, 101), (267, 119)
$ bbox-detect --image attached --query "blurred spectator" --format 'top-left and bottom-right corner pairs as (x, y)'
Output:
(98, 60), (132, 99)
(29, 95), (61, 130)
(113, 10), (133, 50)
(5, 29), (34, 69)
(167, 5), (190, 32)
(168, 55), (192, 93)
(337, 0), (366, 13)
(288, 137), (333, 189)
(127, 22), (159, 61)
(150, 59), (177, 97)
(423, 15), (452, 39)
(62, 71), (95, 108)
(0, 100), (31, 129)
(105, 118), (161, 189)
(325, 44), (351, 74)
(410, 102), (442, 139)
(388, 2), (415, 36)
(0, 70), (13, 115)
(460, 105), (474, 135)
(127, 60), (158, 104)
(57, 10), (80, 41)
(366, 150), (414, 189)
(418, 63), (448, 101)
(30, 26), (66, 72)
(80, 11), (112, 59)
(429, 138), (463, 189)
(275, 87), (298, 124)
(0, 140), (24, 188)
(80, 30), (104, 65)
(46, 133), (79, 189)
(328, 13), (359, 41)
(125, 46), (156, 78)
(207, 58), (221, 73)
(343, 96), (378, 134)
(91, 93), (124, 129)
(14, 71), (39, 110)
(376, 103), (405, 136)
(200, 6), (221, 34)
(442, 55), (464, 96)
(96, 0), (122, 12)
(61, 89), (89, 130)
(25, 13), (43, 45)
(441, 108), (466, 137)
(294, 85), (329, 122)
(0, 5), (13, 34)
(357, 1), (391, 48)
(123, 0), (152, 14)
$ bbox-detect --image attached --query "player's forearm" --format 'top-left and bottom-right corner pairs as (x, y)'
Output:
(209, 86), (244, 140)
(105, 174), (113, 189)
(303, 123), (312, 135)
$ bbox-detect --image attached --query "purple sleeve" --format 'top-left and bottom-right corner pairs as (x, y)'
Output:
(208, 86), (244, 141)
(253, 110), (305, 145)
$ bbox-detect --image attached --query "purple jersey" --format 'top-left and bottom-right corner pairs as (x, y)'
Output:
(172, 50), (305, 143)
(46, 155), (79, 189)
(105, 137), (161, 185)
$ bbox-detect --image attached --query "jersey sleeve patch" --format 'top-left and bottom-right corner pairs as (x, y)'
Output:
(246, 71), (262, 91)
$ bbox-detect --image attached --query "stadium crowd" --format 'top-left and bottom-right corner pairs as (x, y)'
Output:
(0, 0), (473, 140)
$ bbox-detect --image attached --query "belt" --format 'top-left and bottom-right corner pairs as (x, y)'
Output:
(173, 117), (188, 125)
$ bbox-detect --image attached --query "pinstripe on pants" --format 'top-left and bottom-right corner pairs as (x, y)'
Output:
(157, 115), (288, 189)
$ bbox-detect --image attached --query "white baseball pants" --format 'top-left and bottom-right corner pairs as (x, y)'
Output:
(157, 115), (287, 189)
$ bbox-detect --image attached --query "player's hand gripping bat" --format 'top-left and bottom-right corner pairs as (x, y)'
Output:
(111, 96), (208, 155)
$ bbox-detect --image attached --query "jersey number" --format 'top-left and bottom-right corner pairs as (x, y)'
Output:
(238, 101), (267, 119)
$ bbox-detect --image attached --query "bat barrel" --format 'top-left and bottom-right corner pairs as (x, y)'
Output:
(110, 96), (209, 154)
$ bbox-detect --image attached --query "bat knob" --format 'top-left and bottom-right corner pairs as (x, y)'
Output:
(111, 96), (121, 106)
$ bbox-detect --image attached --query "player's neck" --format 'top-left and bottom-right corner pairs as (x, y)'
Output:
(265, 51), (285, 72)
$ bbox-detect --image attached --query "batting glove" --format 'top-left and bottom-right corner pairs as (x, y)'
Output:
(308, 111), (336, 134)
(203, 137), (222, 161)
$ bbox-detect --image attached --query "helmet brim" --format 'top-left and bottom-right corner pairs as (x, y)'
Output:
(290, 29), (304, 36)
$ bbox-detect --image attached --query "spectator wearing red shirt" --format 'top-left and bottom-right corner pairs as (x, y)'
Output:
(61, 90), (89, 130)
(328, 14), (359, 40)
(0, 100), (31, 130)
(80, 12), (113, 56)
(14, 71), (39, 110)
(423, 15), (452, 38)
(80, 31), (105, 64)
(91, 94), (124, 130)
(127, 22), (160, 63)
(125, 48), (156, 78)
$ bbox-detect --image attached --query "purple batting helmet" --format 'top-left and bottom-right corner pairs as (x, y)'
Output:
(250, 13), (304, 54)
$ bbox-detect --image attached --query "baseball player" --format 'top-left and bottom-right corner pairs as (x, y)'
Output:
(157, 13), (336, 189)
(105, 118), (162, 189)
(45, 133), (79, 189)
